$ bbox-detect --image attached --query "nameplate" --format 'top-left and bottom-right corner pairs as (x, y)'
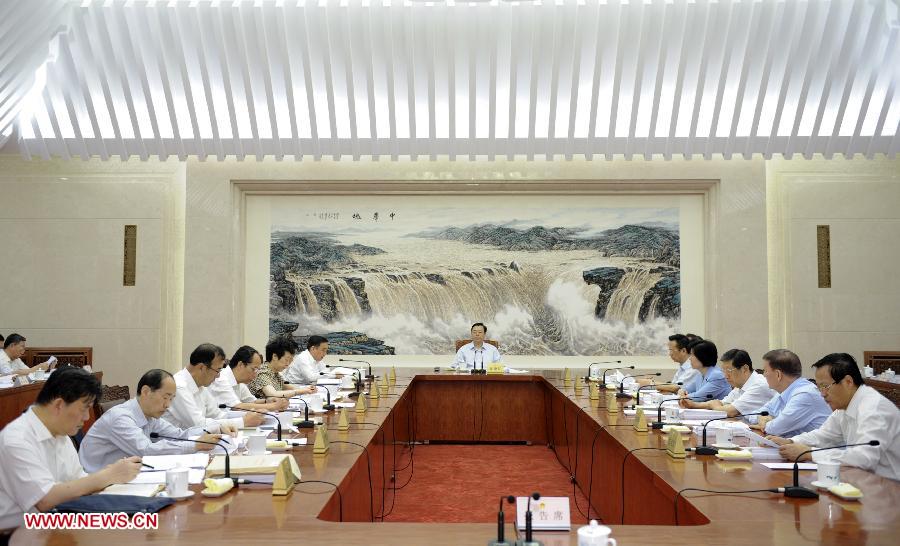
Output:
(516, 496), (571, 531)
(486, 363), (505, 375)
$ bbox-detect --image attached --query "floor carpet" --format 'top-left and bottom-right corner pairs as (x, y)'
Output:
(382, 444), (591, 524)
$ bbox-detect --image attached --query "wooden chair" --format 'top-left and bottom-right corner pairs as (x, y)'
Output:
(454, 339), (501, 352)
(94, 385), (130, 417)
(23, 347), (93, 369)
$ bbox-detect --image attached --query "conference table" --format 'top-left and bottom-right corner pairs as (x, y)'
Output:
(11, 369), (900, 545)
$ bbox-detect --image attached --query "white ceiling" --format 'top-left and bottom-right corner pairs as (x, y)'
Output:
(2, 0), (899, 161)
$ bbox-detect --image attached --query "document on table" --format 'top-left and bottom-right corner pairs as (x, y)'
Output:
(745, 429), (781, 448)
(761, 462), (817, 471)
(130, 468), (206, 485)
(140, 453), (210, 470)
(100, 483), (164, 496)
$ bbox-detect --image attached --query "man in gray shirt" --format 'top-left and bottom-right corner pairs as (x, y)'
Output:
(79, 369), (223, 473)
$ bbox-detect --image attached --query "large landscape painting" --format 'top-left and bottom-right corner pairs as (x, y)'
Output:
(269, 198), (681, 356)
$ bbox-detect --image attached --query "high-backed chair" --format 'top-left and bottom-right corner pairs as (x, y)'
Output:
(94, 385), (130, 417)
(454, 339), (501, 352)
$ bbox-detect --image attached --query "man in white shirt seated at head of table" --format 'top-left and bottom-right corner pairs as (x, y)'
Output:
(79, 369), (225, 472)
(768, 353), (900, 482)
(163, 343), (265, 434)
(680, 348), (776, 417)
(453, 323), (501, 372)
(0, 366), (142, 530)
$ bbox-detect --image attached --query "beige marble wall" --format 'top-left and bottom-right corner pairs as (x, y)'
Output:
(0, 156), (184, 388)
(7, 153), (894, 384)
(767, 156), (900, 372)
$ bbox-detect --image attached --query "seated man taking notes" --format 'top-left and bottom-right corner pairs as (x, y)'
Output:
(767, 353), (899, 481)
(749, 349), (832, 437)
(207, 345), (289, 412)
(283, 335), (329, 386)
(680, 349), (776, 417)
(79, 369), (224, 472)
(0, 333), (52, 377)
(163, 343), (264, 433)
(0, 367), (141, 529)
(640, 333), (702, 393)
(453, 323), (501, 371)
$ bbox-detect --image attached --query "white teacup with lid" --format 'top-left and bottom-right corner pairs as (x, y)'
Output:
(578, 520), (616, 546)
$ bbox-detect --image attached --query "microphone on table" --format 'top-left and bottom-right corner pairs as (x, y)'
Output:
(694, 411), (769, 455)
(339, 358), (374, 380)
(634, 382), (681, 406)
(617, 373), (661, 399)
(777, 441), (880, 499)
(584, 361), (626, 382)
(521, 492), (542, 546)
(150, 432), (231, 478)
(652, 394), (713, 429)
(218, 404), (285, 440)
(489, 495), (516, 546)
(312, 375), (336, 411)
(325, 366), (363, 398)
(600, 365), (633, 388)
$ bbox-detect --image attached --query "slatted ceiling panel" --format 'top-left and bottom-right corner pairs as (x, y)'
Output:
(8, 0), (900, 161)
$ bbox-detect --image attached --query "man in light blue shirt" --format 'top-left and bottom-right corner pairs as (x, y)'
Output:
(680, 340), (732, 401)
(453, 323), (501, 371)
(79, 369), (223, 473)
(751, 349), (832, 437)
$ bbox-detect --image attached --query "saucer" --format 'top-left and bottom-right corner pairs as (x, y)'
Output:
(811, 480), (838, 490)
(712, 442), (739, 449)
(159, 490), (195, 500)
(714, 451), (753, 461)
(246, 450), (272, 455)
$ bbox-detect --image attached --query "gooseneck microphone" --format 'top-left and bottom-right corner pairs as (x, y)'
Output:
(600, 364), (634, 387)
(327, 365), (363, 398)
(339, 358), (374, 380)
(652, 394), (713, 429)
(634, 382), (681, 406)
(585, 361), (623, 382)
(489, 495), (516, 546)
(286, 398), (315, 429)
(150, 432), (231, 478)
(523, 492), (542, 546)
(617, 373), (662, 399)
(219, 404), (284, 440)
(694, 411), (769, 455)
(779, 440), (880, 499)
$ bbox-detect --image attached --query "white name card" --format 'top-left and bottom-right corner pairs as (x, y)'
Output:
(516, 496), (571, 531)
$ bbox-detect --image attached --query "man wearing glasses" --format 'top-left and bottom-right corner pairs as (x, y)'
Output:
(163, 343), (265, 433)
(748, 349), (831, 437)
(767, 353), (899, 481)
(679, 348), (776, 418)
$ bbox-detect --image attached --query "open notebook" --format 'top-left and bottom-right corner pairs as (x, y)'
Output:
(100, 483), (165, 497)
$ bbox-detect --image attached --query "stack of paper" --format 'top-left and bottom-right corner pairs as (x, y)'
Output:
(681, 409), (728, 420)
(206, 454), (302, 482)
(130, 468), (205, 485)
(141, 453), (210, 470)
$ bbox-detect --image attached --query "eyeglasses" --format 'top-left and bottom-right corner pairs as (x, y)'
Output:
(817, 381), (837, 393)
(206, 364), (223, 376)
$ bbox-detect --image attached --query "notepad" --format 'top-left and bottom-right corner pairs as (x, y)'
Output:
(100, 483), (164, 497)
